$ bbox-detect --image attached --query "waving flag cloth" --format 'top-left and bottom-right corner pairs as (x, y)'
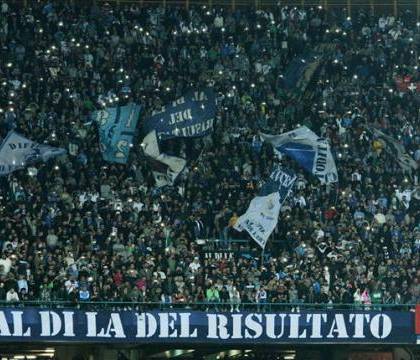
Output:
(0, 131), (65, 175)
(261, 126), (338, 184)
(369, 127), (418, 173)
(143, 88), (216, 140)
(234, 168), (296, 249)
(93, 103), (141, 164)
(283, 54), (321, 93)
(142, 130), (186, 187)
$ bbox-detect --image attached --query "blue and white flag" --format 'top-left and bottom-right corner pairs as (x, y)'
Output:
(234, 168), (296, 249)
(142, 131), (186, 187)
(143, 89), (216, 139)
(0, 131), (65, 175)
(261, 126), (338, 184)
(93, 103), (141, 164)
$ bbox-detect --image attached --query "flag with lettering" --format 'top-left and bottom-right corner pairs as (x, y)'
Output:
(234, 168), (296, 248)
(261, 127), (338, 184)
(93, 103), (141, 164)
(142, 130), (186, 187)
(0, 131), (65, 175)
(142, 89), (216, 139)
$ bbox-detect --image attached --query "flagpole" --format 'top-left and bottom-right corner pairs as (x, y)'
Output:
(261, 247), (265, 268)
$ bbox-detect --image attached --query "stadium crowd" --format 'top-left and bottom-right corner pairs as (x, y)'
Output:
(0, 0), (419, 309)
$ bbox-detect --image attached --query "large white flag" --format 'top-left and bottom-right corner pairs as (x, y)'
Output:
(261, 126), (338, 184)
(0, 131), (65, 175)
(142, 130), (186, 187)
(234, 168), (296, 249)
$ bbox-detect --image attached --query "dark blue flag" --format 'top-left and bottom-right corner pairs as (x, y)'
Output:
(142, 89), (216, 139)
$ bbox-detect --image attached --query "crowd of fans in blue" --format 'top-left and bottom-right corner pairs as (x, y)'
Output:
(0, 1), (419, 309)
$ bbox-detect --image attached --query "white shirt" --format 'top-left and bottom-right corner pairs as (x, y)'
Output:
(0, 258), (12, 274)
(6, 290), (19, 302)
(214, 16), (223, 28)
(133, 201), (144, 212)
(64, 280), (79, 293)
(189, 261), (201, 273)
(395, 189), (413, 209)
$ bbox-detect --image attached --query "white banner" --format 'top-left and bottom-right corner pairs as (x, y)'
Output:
(234, 168), (296, 248)
(234, 192), (282, 249)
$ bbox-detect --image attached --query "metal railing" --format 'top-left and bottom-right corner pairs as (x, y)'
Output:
(0, 301), (415, 312)
(11, 0), (420, 18)
(91, 0), (419, 18)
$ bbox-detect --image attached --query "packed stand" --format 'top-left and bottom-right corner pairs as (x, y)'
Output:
(0, 1), (419, 309)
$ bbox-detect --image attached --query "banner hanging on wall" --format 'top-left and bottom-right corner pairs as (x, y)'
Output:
(0, 308), (414, 344)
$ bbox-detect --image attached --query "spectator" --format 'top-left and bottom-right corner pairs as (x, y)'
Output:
(256, 287), (268, 311)
(229, 286), (241, 312)
(6, 288), (19, 303)
(206, 284), (220, 310)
